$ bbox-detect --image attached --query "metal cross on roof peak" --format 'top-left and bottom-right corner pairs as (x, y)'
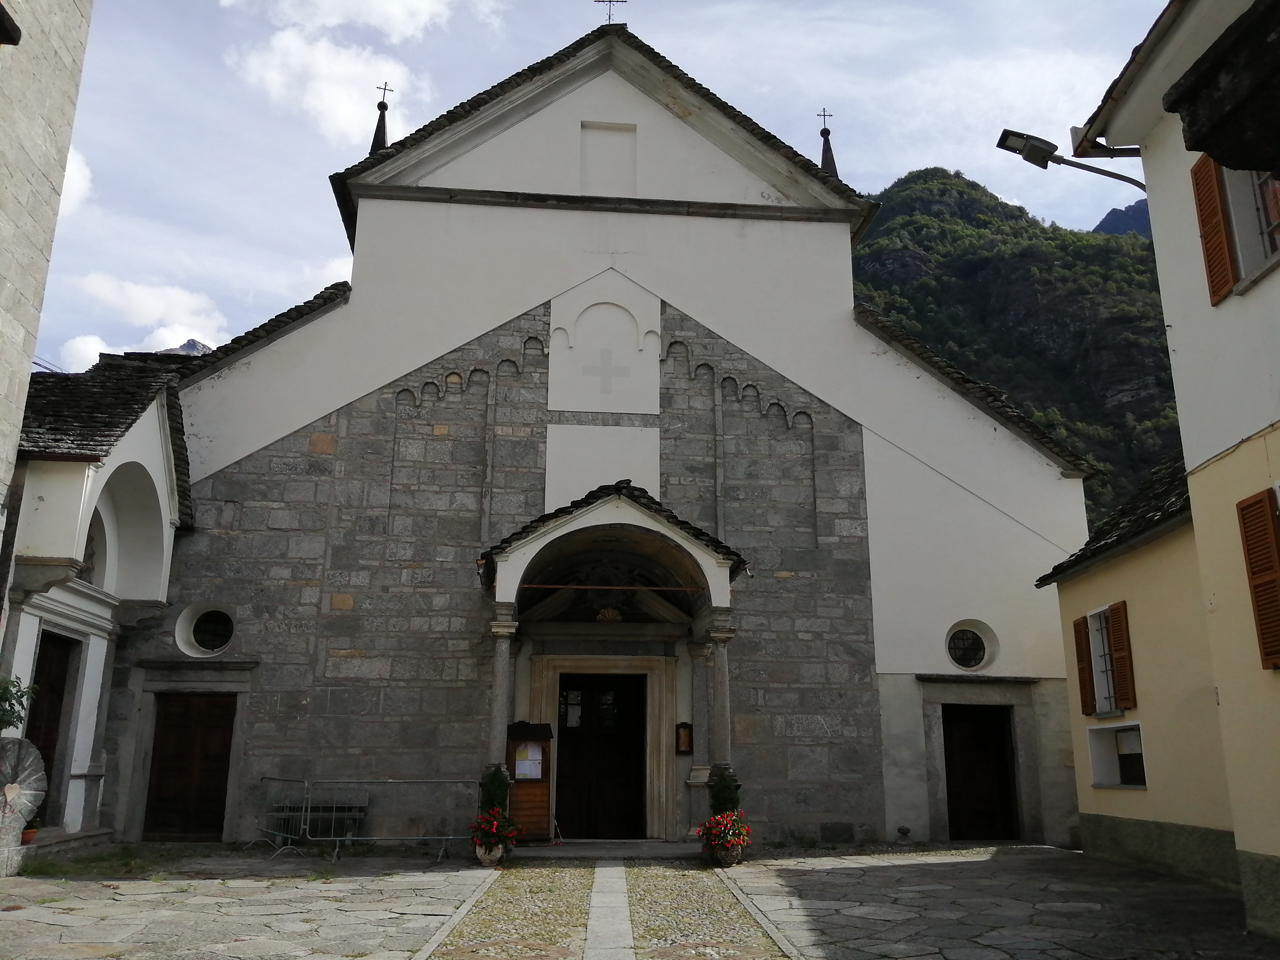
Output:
(377, 82), (394, 101)
(818, 108), (833, 127)
(595, 0), (627, 23)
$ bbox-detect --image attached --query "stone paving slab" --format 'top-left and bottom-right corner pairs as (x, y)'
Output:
(724, 846), (1280, 960)
(0, 854), (491, 960)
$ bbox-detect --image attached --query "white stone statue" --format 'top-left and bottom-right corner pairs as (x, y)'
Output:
(0, 738), (46, 877)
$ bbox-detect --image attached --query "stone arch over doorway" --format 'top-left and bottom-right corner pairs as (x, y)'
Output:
(479, 482), (746, 839)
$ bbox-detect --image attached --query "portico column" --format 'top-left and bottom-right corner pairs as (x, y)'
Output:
(488, 608), (518, 768)
(709, 628), (735, 769)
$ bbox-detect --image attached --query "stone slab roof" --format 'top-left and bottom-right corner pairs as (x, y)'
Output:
(855, 307), (1094, 476)
(160, 281), (352, 382)
(330, 24), (867, 245)
(479, 480), (748, 582)
(1037, 447), (1189, 587)
(20, 358), (194, 528)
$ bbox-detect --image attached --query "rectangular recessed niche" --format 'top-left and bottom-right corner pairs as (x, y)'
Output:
(1088, 723), (1146, 788)
(581, 121), (637, 197)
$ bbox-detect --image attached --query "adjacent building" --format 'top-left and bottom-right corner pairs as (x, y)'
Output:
(1041, 0), (1280, 938)
(0, 0), (95, 562)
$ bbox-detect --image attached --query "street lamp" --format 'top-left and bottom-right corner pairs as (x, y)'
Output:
(996, 129), (1146, 191)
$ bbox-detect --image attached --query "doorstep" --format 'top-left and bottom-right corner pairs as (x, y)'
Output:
(513, 840), (702, 859)
(27, 827), (114, 857)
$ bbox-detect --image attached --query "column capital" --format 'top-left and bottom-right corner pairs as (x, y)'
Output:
(693, 606), (734, 643)
(686, 641), (712, 660)
(490, 621), (518, 640)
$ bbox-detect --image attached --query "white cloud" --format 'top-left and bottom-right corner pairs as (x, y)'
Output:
(60, 147), (93, 217)
(60, 273), (234, 371)
(229, 28), (425, 146)
(220, 0), (502, 43)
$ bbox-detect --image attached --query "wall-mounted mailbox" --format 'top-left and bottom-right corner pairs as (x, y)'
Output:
(506, 721), (553, 840)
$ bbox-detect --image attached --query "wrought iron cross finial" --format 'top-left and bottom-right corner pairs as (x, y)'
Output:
(817, 108), (833, 127)
(595, 0), (627, 23)
(377, 82), (394, 101)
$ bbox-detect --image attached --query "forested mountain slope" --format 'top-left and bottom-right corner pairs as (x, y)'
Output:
(853, 168), (1177, 522)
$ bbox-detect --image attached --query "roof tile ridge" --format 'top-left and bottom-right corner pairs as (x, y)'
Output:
(176, 280), (352, 378)
(855, 305), (1094, 475)
(1036, 446), (1188, 586)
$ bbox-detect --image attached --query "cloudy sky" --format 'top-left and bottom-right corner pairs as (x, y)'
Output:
(41, 0), (1164, 371)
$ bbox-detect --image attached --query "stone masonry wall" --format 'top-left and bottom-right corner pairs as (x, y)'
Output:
(661, 307), (881, 842)
(0, 0), (93, 531)
(102, 301), (882, 842)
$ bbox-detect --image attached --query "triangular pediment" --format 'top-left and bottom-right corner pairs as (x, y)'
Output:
(332, 26), (873, 240)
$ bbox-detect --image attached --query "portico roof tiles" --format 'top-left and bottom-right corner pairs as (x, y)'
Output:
(20, 357), (195, 528)
(479, 480), (748, 582)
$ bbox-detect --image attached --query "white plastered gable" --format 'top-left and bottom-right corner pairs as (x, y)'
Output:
(488, 495), (734, 607)
(356, 36), (848, 209)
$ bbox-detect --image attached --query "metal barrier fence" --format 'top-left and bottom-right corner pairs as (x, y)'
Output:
(252, 777), (480, 862)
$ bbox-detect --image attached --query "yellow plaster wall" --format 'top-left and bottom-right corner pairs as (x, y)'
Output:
(1055, 523), (1232, 831)
(1187, 431), (1280, 859)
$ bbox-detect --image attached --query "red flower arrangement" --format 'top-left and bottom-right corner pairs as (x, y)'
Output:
(470, 807), (523, 852)
(697, 809), (752, 852)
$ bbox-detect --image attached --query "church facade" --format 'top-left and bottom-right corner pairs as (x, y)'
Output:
(5, 25), (1088, 848)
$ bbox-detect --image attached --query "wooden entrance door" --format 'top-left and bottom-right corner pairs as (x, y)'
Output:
(555, 674), (645, 839)
(942, 704), (1019, 841)
(26, 633), (77, 826)
(143, 694), (237, 841)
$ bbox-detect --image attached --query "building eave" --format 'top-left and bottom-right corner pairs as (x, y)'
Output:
(1073, 0), (1191, 156)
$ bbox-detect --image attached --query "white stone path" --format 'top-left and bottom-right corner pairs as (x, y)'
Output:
(584, 861), (635, 960)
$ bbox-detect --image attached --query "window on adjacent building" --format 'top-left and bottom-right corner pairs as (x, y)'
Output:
(1191, 155), (1280, 303)
(1235, 488), (1280, 670)
(1072, 602), (1136, 716)
(1088, 723), (1146, 788)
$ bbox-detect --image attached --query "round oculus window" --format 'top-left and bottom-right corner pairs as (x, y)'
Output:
(192, 610), (235, 651)
(947, 629), (986, 668)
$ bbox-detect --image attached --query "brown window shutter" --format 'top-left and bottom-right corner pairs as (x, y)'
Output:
(1190, 154), (1239, 305)
(1073, 616), (1096, 716)
(1107, 601), (1137, 709)
(1237, 489), (1280, 669)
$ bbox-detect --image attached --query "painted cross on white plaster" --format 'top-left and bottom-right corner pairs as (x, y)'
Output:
(583, 349), (630, 394)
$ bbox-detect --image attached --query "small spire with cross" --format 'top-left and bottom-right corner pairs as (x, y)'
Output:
(817, 109), (839, 178)
(595, 0), (627, 24)
(370, 82), (393, 156)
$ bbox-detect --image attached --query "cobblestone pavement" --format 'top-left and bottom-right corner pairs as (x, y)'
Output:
(627, 860), (783, 959)
(727, 847), (1280, 960)
(432, 859), (593, 960)
(0, 854), (490, 960)
(2, 846), (1278, 960)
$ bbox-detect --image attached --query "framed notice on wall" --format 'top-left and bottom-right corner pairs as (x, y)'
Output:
(675, 722), (693, 755)
(514, 741), (543, 780)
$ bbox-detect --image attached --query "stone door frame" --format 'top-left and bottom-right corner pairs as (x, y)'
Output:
(529, 654), (678, 840)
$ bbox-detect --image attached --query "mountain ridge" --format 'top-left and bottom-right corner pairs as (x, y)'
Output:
(852, 168), (1177, 521)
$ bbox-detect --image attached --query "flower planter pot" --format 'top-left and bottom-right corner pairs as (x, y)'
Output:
(20, 829), (36, 846)
(712, 845), (743, 867)
(475, 845), (504, 866)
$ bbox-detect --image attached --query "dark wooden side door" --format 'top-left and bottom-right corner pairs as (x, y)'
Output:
(26, 633), (76, 826)
(942, 704), (1020, 842)
(143, 694), (238, 841)
(555, 674), (645, 839)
